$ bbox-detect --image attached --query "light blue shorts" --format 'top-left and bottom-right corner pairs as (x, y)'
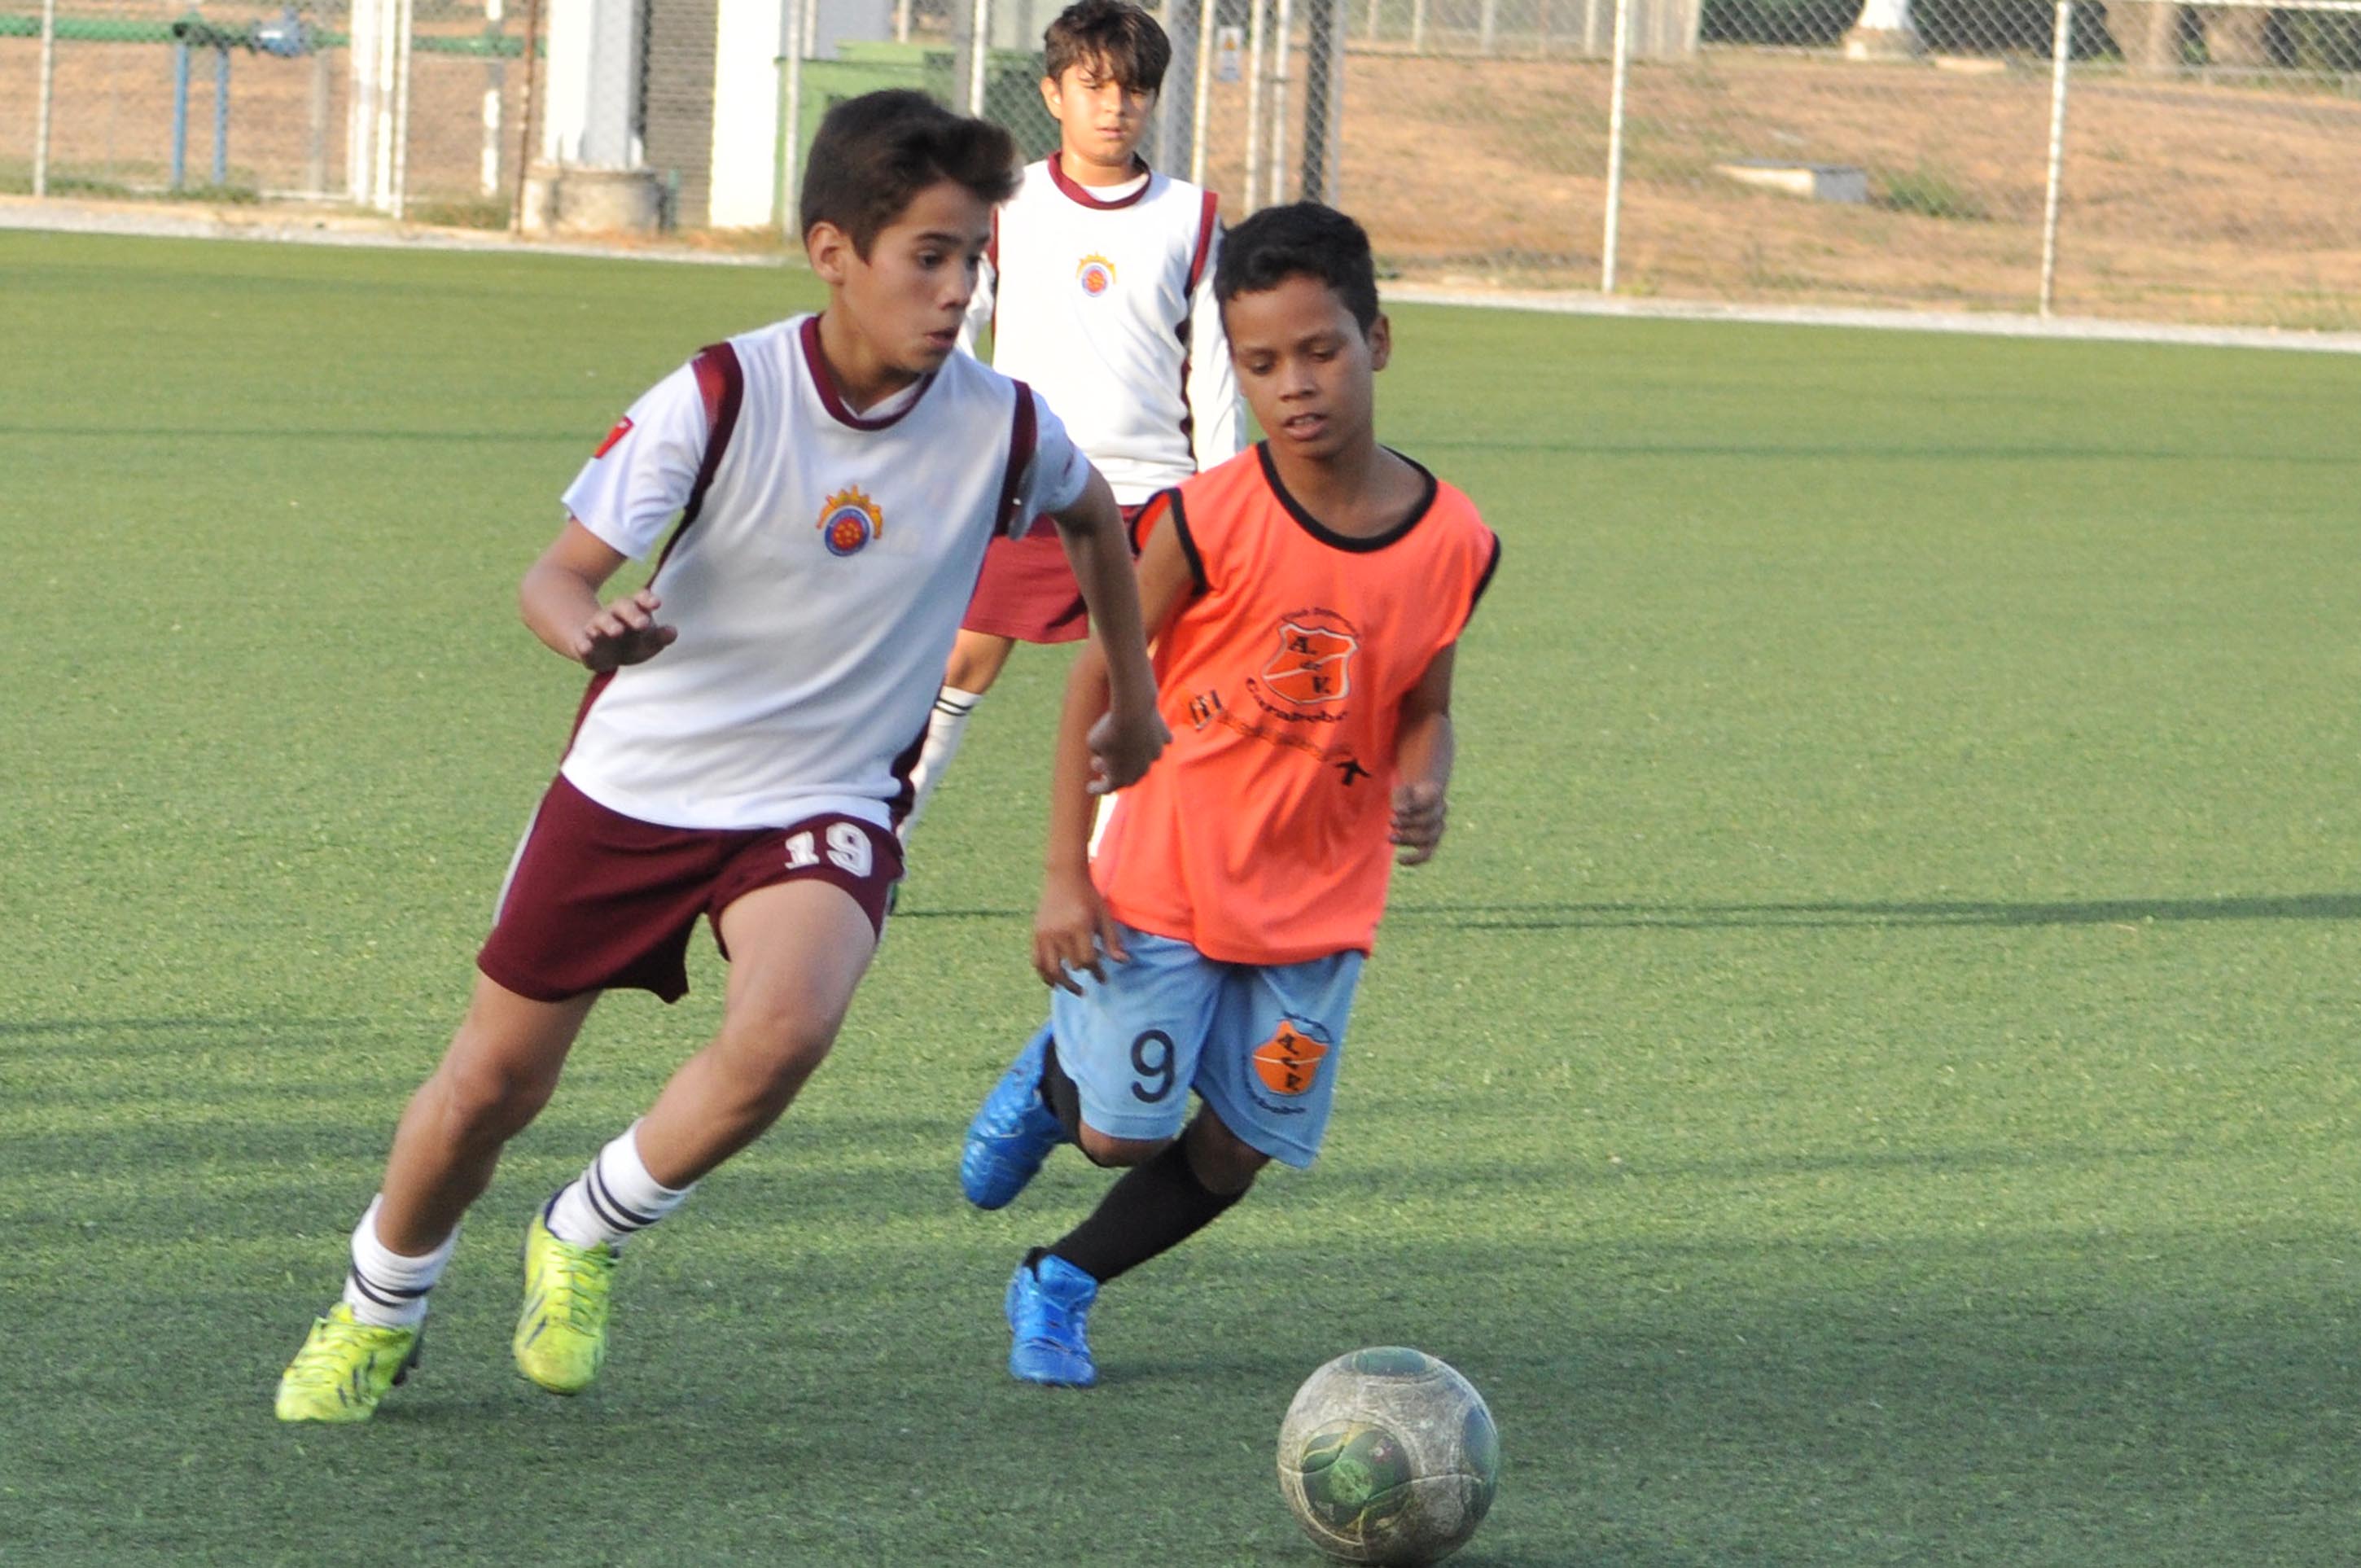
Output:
(1047, 925), (1364, 1169)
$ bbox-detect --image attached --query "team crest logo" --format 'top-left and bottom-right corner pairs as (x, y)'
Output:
(1075, 253), (1116, 296)
(817, 486), (884, 557)
(1251, 1019), (1329, 1097)
(1264, 615), (1359, 706)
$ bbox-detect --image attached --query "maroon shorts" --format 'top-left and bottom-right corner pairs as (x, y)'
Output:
(476, 774), (904, 1004)
(960, 505), (1144, 645)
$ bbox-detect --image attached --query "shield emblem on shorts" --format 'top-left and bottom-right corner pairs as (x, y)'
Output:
(1264, 620), (1357, 706)
(1251, 1019), (1329, 1096)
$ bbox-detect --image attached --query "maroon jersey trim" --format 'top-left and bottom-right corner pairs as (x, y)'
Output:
(1047, 151), (1154, 209)
(799, 314), (935, 431)
(1176, 193), (1221, 449)
(994, 382), (1041, 538)
(571, 339), (745, 756)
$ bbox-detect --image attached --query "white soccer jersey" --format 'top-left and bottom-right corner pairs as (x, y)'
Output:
(556, 314), (1090, 831)
(961, 155), (1242, 505)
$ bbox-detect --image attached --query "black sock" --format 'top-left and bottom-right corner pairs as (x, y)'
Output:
(1047, 1140), (1245, 1285)
(1039, 1037), (1084, 1147)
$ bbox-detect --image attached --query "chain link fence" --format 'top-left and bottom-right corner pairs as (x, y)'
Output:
(0, 0), (531, 212)
(9, 0), (2358, 323)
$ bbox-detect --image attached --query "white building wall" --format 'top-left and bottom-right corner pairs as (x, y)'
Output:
(708, 0), (786, 227)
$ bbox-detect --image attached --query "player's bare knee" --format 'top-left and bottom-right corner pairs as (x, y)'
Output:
(716, 1008), (840, 1101)
(1077, 1125), (1167, 1167)
(433, 1054), (557, 1142)
(943, 632), (1014, 694)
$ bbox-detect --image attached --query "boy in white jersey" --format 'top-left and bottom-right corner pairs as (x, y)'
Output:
(273, 90), (1167, 1423)
(896, 0), (1242, 854)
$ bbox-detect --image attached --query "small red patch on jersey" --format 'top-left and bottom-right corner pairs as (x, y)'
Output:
(594, 417), (634, 458)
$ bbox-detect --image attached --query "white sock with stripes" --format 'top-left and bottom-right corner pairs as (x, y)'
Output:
(544, 1121), (694, 1251)
(342, 1196), (457, 1330)
(898, 685), (986, 845)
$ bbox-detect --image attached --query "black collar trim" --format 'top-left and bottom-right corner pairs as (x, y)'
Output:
(1255, 442), (1439, 553)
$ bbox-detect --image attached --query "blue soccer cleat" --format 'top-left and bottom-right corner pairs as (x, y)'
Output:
(1005, 1254), (1098, 1387)
(961, 1028), (1066, 1210)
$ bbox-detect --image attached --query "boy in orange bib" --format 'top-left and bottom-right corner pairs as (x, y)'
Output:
(958, 204), (1501, 1386)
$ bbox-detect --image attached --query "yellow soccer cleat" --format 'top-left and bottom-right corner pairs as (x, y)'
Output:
(513, 1213), (617, 1395)
(274, 1304), (421, 1423)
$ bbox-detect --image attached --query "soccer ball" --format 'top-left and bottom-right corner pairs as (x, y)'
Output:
(1276, 1347), (1499, 1566)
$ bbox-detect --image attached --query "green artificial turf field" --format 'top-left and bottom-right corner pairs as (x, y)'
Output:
(2, 230), (2358, 1566)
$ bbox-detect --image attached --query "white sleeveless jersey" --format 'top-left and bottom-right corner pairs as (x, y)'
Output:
(556, 314), (1089, 831)
(962, 155), (1242, 505)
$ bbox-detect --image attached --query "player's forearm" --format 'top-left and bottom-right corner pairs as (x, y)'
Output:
(1045, 647), (1111, 878)
(1056, 492), (1156, 717)
(519, 560), (607, 664)
(1395, 710), (1455, 795)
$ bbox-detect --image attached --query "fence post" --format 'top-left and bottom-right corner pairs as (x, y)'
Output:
(512, 0), (543, 228)
(390, 0), (414, 217)
(483, 0), (506, 196)
(1191, 0), (1217, 182)
(968, 0), (991, 112)
(1268, 0), (1293, 202)
(779, 0), (806, 234)
(213, 44), (231, 187)
(173, 41), (191, 190)
(1601, 0), (1629, 292)
(33, 0), (55, 198)
(1243, 0), (1268, 209)
(2039, 0), (2073, 317)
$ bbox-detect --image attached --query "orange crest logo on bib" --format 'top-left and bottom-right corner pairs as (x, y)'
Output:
(817, 485), (884, 557)
(1252, 1019), (1329, 1097)
(1075, 254), (1116, 296)
(1264, 616), (1359, 706)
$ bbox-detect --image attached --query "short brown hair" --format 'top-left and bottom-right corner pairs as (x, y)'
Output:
(799, 90), (1019, 256)
(1044, 0), (1172, 94)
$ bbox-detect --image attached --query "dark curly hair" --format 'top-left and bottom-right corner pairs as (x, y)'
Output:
(1214, 203), (1380, 333)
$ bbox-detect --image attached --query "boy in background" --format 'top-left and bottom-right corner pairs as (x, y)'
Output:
(897, 0), (1241, 852)
(273, 90), (1165, 1422)
(959, 204), (1502, 1386)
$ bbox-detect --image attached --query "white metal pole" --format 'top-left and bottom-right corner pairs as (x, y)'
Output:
(895, 0), (912, 42)
(781, 0), (806, 234)
(968, 0), (991, 112)
(483, 0), (506, 195)
(1190, 0), (1217, 184)
(2039, 0), (2074, 318)
(1267, 0), (1293, 202)
(1242, 0), (1268, 209)
(374, 0), (400, 209)
(33, 0), (56, 198)
(1601, 0), (1630, 292)
(348, 0), (377, 204)
(1409, 0), (1425, 52)
(391, 0), (414, 218)
(1324, 0), (1346, 202)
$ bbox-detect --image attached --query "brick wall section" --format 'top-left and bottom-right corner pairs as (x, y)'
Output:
(642, 0), (719, 227)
